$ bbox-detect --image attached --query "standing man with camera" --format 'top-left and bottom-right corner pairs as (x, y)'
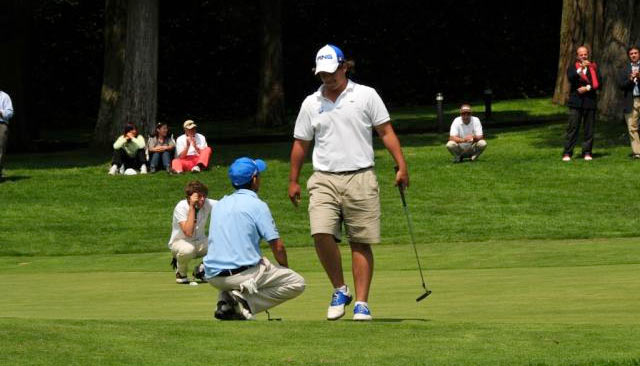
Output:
(563, 45), (600, 162)
(168, 180), (217, 283)
(0, 89), (14, 180)
(288, 44), (409, 321)
(619, 46), (640, 159)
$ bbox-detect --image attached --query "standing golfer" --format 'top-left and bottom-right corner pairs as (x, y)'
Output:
(204, 157), (305, 320)
(446, 104), (487, 163)
(289, 44), (409, 321)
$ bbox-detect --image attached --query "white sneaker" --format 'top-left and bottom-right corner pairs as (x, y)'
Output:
(175, 271), (189, 284)
(562, 155), (571, 162)
(327, 287), (353, 320)
(119, 165), (125, 174)
(108, 164), (118, 175)
(191, 165), (201, 173)
(584, 154), (593, 161)
(140, 165), (148, 174)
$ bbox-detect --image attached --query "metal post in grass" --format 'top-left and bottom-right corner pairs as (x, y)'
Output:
(483, 88), (493, 122)
(436, 92), (444, 133)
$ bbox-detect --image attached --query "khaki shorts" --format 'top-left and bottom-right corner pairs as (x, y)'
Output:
(307, 168), (380, 244)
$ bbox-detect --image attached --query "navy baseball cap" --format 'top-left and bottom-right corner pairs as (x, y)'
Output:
(228, 157), (267, 186)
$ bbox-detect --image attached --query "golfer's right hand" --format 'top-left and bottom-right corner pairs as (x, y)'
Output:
(288, 181), (301, 207)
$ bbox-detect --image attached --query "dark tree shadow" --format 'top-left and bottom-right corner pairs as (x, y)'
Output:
(364, 318), (432, 323)
(0, 175), (30, 183)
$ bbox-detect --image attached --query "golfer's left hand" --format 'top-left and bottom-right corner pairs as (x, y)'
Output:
(395, 168), (409, 190)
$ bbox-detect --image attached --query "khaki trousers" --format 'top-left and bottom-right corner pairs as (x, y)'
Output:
(207, 257), (305, 314)
(446, 140), (487, 158)
(169, 238), (208, 276)
(624, 98), (640, 155)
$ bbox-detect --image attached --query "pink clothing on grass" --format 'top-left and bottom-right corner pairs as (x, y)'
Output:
(171, 147), (212, 172)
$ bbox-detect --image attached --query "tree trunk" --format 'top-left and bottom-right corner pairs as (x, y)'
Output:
(113, 0), (158, 138)
(0, 0), (34, 151)
(94, 0), (127, 148)
(256, 0), (285, 128)
(552, 0), (638, 121)
(596, 0), (632, 120)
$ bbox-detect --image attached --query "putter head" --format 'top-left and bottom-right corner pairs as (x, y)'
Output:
(416, 290), (432, 302)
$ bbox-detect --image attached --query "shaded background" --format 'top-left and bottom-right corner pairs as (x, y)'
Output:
(22, 1), (561, 130)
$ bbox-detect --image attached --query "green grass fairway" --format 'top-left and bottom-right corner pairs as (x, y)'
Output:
(1, 105), (640, 365)
(1, 239), (640, 365)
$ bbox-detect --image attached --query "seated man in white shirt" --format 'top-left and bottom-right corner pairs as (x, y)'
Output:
(170, 120), (212, 173)
(168, 180), (218, 284)
(446, 104), (488, 163)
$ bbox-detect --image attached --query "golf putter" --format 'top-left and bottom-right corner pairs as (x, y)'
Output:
(394, 166), (432, 302)
(265, 310), (282, 321)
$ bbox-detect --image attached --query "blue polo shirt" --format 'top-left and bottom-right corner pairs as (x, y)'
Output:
(203, 189), (279, 278)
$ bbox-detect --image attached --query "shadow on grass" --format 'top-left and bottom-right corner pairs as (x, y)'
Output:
(368, 318), (432, 323)
(7, 149), (112, 170)
(0, 175), (30, 183)
(530, 118), (631, 149)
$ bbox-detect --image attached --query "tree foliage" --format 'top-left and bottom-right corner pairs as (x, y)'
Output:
(25, 1), (561, 135)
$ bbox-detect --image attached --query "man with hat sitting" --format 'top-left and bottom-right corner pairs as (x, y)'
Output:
(171, 119), (212, 173)
(203, 157), (305, 320)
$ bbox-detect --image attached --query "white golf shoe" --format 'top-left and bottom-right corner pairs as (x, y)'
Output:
(108, 164), (118, 175)
(327, 287), (352, 320)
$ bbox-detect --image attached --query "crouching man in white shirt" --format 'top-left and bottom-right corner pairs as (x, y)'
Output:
(446, 104), (488, 163)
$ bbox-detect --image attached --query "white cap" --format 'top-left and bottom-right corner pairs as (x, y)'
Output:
(315, 44), (345, 74)
(183, 120), (197, 129)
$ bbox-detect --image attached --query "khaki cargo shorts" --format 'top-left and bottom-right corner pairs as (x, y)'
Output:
(307, 168), (380, 244)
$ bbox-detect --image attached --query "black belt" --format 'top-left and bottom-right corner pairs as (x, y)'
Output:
(215, 266), (250, 277)
(321, 166), (372, 175)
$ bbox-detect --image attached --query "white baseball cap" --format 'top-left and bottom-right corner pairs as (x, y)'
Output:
(314, 44), (345, 75)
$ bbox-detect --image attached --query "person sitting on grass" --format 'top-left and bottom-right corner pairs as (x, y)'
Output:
(203, 157), (305, 320)
(168, 180), (218, 284)
(108, 122), (148, 175)
(446, 104), (487, 163)
(170, 120), (212, 174)
(147, 122), (175, 173)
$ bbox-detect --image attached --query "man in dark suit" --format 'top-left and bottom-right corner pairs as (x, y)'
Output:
(563, 46), (601, 161)
(618, 46), (640, 159)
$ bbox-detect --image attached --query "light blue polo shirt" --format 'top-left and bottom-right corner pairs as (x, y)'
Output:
(203, 189), (279, 278)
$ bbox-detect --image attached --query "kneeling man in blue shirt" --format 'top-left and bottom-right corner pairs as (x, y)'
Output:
(203, 157), (305, 320)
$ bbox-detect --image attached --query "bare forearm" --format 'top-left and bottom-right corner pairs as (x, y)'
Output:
(180, 208), (196, 237)
(378, 125), (407, 171)
(289, 140), (309, 183)
(269, 238), (288, 267)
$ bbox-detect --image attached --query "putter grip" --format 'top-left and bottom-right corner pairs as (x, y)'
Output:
(394, 166), (407, 207)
